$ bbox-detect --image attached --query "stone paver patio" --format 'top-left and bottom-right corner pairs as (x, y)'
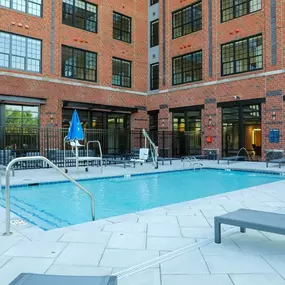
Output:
(0, 160), (285, 284)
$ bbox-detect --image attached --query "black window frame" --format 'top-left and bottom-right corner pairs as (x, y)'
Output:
(221, 34), (263, 77)
(150, 62), (159, 90)
(113, 12), (132, 44)
(0, 31), (42, 73)
(150, 19), (159, 47)
(62, 0), (98, 33)
(112, 57), (132, 88)
(172, 50), (203, 86)
(0, 0), (43, 17)
(221, 0), (262, 23)
(150, 0), (159, 5)
(172, 1), (202, 40)
(61, 45), (97, 82)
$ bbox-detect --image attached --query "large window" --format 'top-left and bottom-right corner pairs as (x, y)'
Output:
(150, 20), (159, 47)
(150, 0), (158, 5)
(172, 50), (202, 85)
(112, 58), (132, 88)
(172, 2), (202, 39)
(62, 0), (97, 33)
(221, 0), (262, 22)
(0, 32), (41, 73)
(113, 12), (132, 43)
(150, 63), (159, 90)
(221, 34), (262, 76)
(62, 46), (97, 82)
(0, 0), (42, 16)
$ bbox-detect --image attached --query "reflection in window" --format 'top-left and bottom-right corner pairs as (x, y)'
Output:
(221, 34), (262, 76)
(113, 12), (132, 43)
(62, 46), (97, 82)
(0, 0), (42, 17)
(112, 57), (132, 88)
(0, 32), (41, 72)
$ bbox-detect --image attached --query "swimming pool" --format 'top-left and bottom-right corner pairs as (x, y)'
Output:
(0, 169), (283, 230)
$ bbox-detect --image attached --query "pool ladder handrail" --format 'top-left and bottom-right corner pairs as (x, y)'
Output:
(3, 156), (95, 236)
(182, 157), (203, 170)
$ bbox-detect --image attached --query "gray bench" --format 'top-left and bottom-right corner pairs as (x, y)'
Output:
(266, 158), (285, 168)
(214, 208), (285, 244)
(9, 273), (117, 285)
(217, 156), (245, 165)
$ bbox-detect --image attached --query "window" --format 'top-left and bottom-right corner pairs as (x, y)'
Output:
(172, 2), (202, 39)
(150, 63), (159, 90)
(150, 20), (159, 47)
(112, 57), (132, 88)
(62, 46), (97, 82)
(113, 12), (132, 43)
(221, 34), (262, 76)
(0, 32), (41, 73)
(62, 0), (97, 33)
(0, 0), (42, 16)
(221, 0), (262, 22)
(150, 0), (159, 5)
(172, 50), (202, 85)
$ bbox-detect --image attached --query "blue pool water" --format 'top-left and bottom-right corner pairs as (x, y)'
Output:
(0, 169), (283, 230)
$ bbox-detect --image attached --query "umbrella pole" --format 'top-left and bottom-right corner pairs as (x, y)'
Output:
(75, 144), (79, 172)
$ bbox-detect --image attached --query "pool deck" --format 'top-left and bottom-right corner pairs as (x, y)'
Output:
(0, 160), (285, 285)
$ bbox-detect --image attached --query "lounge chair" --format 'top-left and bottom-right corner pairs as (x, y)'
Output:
(214, 208), (285, 244)
(217, 156), (245, 165)
(130, 148), (149, 165)
(9, 273), (117, 285)
(103, 158), (135, 168)
(157, 157), (175, 165)
(266, 157), (285, 168)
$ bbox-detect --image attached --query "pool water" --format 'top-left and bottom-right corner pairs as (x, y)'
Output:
(0, 169), (283, 230)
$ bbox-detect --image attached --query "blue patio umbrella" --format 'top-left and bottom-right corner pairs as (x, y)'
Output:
(66, 109), (84, 141)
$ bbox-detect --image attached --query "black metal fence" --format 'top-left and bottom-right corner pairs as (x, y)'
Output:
(0, 126), (202, 169)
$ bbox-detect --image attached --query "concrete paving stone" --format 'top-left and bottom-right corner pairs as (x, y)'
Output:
(229, 229), (270, 243)
(260, 231), (285, 241)
(138, 215), (178, 224)
(118, 268), (161, 285)
(111, 267), (127, 274)
(0, 236), (22, 255)
(106, 213), (140, 223)
(54, 243), (105, 266)
(200, 238), (243, 256)
(204, 255), (276, 274)
(46, 264), (112, 276)
(177, 216), (211, 228)
(68, 220), (111, 232)
(103, 222), (146, 233)
(0, 257), (54, 285)
(107, 233), (146, 250)
(0, 256), (12, 268)
(147, 236), (195, 251)
(147, 223), (181, 237)
(162, 202), (191, 211)
(181, 227), (214, 239)
(165, 208), (202, 216)
(99, 249), (159, 268)
(59, 231), (111, 244)
(200, 208), (228, 219)
(3, 240), (67, 258)
(160, 250), (209, 275)
(19, 227), (64, 242)
(162, 274), (233, 285)
(261, 255), (285, 279)
(230, 274), (285, 285)
(138, 208), (167, 216)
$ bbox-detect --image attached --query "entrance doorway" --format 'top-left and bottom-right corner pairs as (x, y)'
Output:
(222, 104), (261, 160)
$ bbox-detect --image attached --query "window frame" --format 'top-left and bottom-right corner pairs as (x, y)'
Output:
(150, 62), (159, 90)
(172, 50), (203, 86)
(62, 0), (98, 33)
(112, 57), (132, 88)
(150, 0), (159, 5)
(113, 11), (132, 44)
(150, 19), (159, 47)
(61, 45), (97, 82)
(0, 0), (43, 17)
(220, 0), (262, 23)
(172, 1), (202, 40)
(220, 34), (263, 77)
(0, 31), (42, 73)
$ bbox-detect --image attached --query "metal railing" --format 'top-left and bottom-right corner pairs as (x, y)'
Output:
(87, 140), (103, 173)
(3, 156), (95, 236)
(142, 129), (158, 169)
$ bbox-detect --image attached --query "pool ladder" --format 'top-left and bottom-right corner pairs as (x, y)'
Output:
(182, 157), (203, 170)
(2, 156), (95, 236)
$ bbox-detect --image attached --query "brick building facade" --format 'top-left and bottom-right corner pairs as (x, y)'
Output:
(0, 0), (284, 158)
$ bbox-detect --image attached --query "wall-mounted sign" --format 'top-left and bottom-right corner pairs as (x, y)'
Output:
(269, 129), (280, 143)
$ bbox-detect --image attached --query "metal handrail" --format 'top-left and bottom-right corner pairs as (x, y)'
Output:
(142, 129), (158, 169)
(4, 156), (95, 236)
(87, 141), (103, 173)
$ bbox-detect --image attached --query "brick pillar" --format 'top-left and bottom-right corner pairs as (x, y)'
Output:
(40, 98), (62, 128)
(262, 90), (284, 159)
(203, 98), (221, 157)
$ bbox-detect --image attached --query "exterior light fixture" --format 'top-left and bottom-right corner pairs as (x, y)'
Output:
(272, 111), (276, 121)
(208, 116), (212, 126)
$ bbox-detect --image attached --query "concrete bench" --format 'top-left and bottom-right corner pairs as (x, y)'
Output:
(214, 209), (285, 244)
(9, 273), (117, 285)
(217, 156), (245, 165)
(266, 158), (285, 168)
